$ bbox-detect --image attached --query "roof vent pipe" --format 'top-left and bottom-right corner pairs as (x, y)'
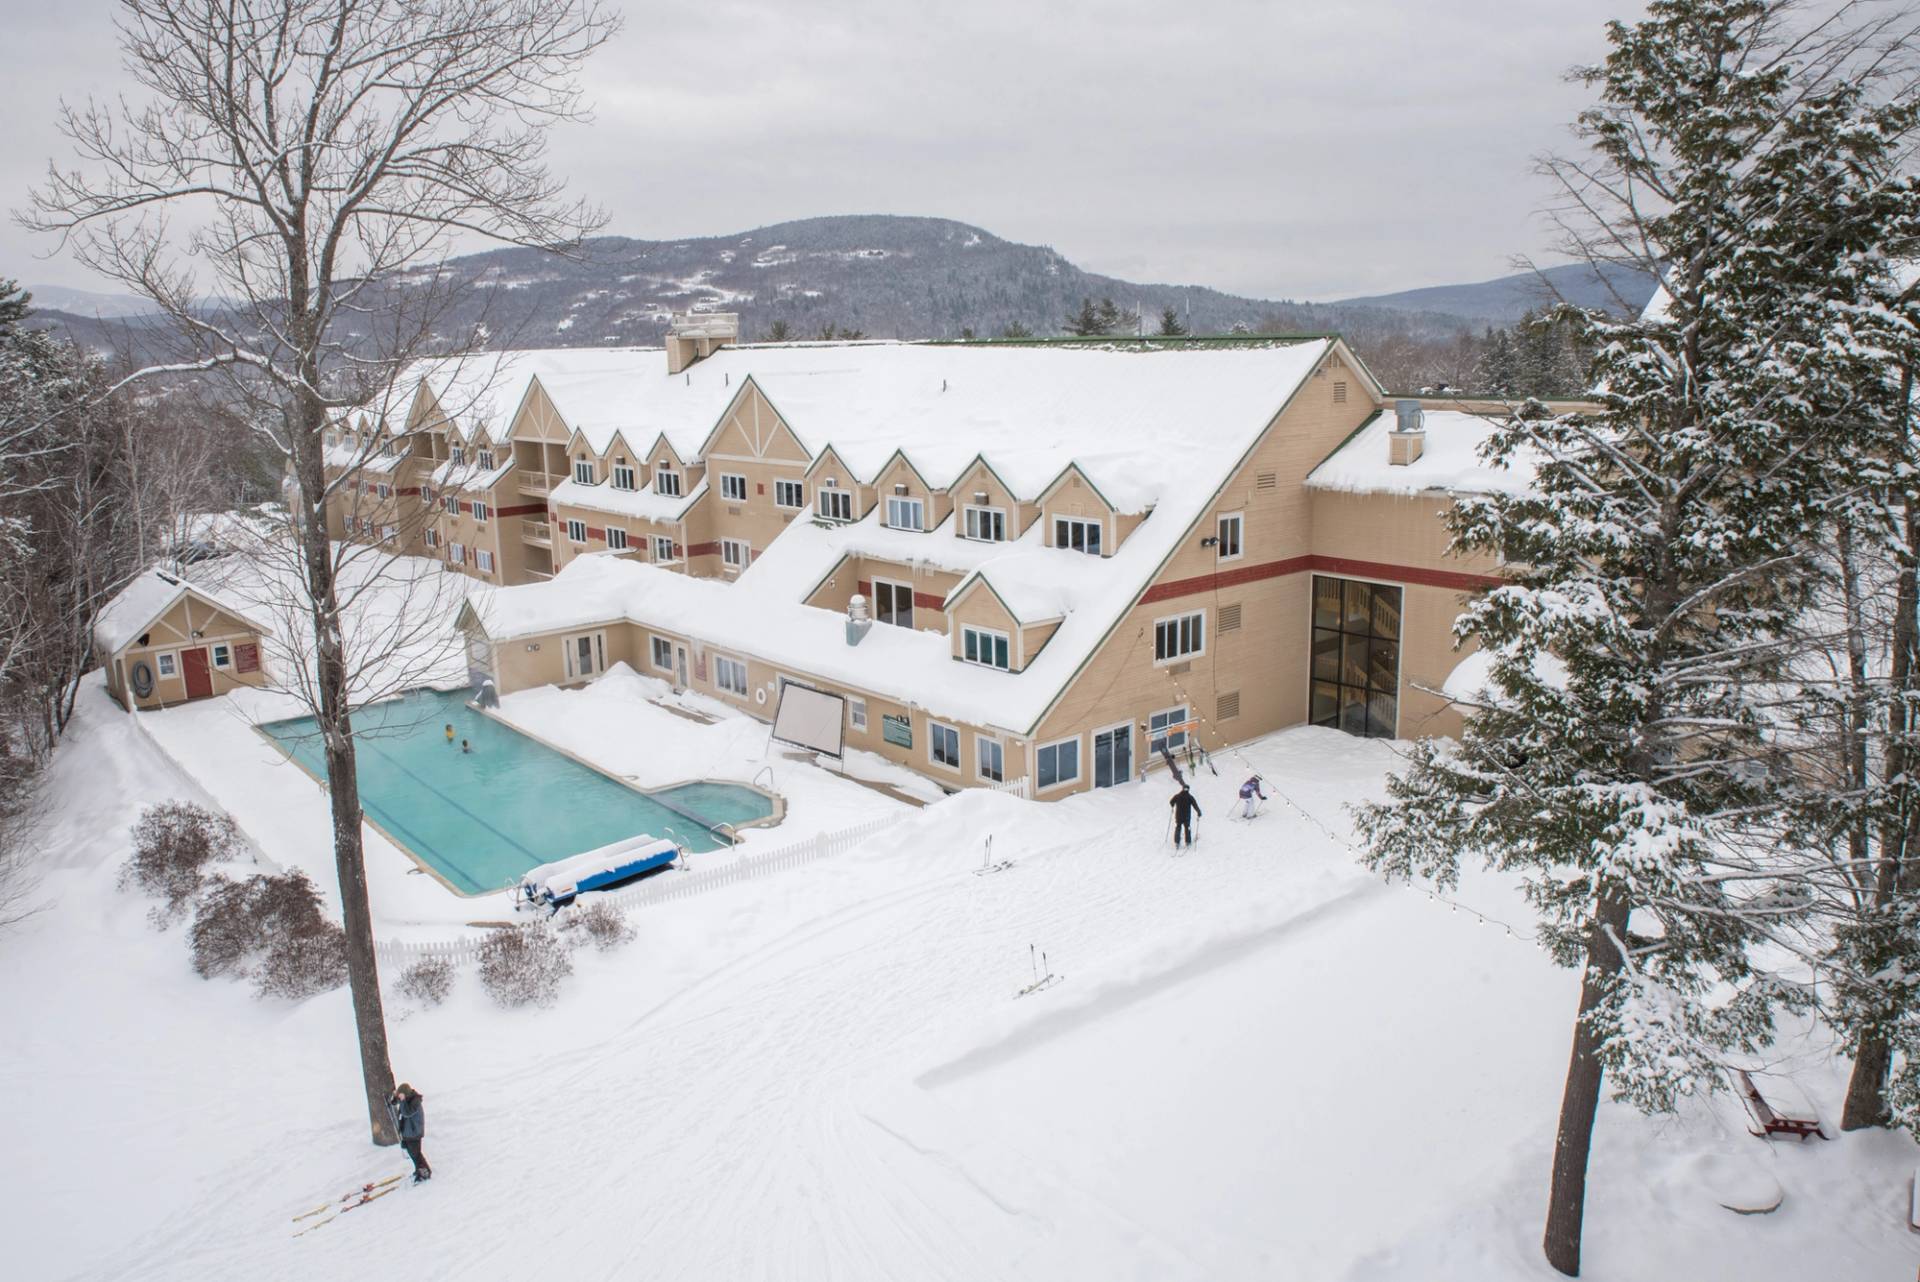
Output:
(846, 594), (873, 646)
(1389, 398), (1426, 467)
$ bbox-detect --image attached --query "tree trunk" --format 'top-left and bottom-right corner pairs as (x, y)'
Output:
(1543, 890), (1631, 1277)
(1842, 1030), (1893, 1130)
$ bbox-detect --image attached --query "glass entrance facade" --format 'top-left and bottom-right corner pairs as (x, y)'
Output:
(1310, 575), (1401, 738)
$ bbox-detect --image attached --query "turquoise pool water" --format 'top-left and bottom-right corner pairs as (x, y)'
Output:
(260, 688), (771, 895)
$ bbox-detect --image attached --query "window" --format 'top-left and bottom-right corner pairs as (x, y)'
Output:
(470, 501), (490, 522)
(977, 737), (1005, 783)
(420, 485), (434, 505)
(1217, 513), (1244, 560)
(963, 506), (1006, 542)
(655, 465), (681, 497)
(450, 542), (466, 565)
(443, 494), (459, 513)
(873, 580), (913, 629)
(566, 519), (588, 544)
(1054, 516), (1102, 555)
(606, 527), (628, 551)
(650, 636), (674, 672)
(376, 483), (392, 500)
(381, 524), (397, 543)
(156, 652), (177, 678)
(848, 697), (868, 732)
(476, 549), (495, 574)
(212, 643), (232, 668)
(1310, 575), (1401, 739)
(478, 449), (495, 470)
(612, 463), (636, 491)
(886, 496), (924, 531)
(961, 626), (1010, 670)
(1148, 706), (1190, 755)
(720, 473), (748, 502)
(573, 458), (595, 485)
(715, 655), (749, 697)
(652, 535), (676, 562)
(929, 721), (961, 771)
(721, 538), (749, 571)
(816, 487), (853, 523)
(450, 445), (465, 465)
(1154, 610), (1205, 663)
(774, 478), (804, 508)
(1036, 736), (1080, 790)
(424, 528), (439, 549)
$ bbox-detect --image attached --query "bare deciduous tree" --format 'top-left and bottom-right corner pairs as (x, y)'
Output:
(23, 0), (617, 1145)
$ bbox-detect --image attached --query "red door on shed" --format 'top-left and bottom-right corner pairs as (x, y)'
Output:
(181, 647), (213, 699)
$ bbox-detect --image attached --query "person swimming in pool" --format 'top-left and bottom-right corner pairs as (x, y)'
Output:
(461, 739), (472, 754)
(444, 723), (455, 745)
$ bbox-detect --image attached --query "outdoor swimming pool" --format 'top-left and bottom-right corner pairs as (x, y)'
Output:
(260, 688), (778, 895)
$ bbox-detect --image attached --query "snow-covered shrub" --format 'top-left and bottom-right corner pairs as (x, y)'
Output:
(397, 956), (456, 1006)
(560, 900), (635, 953)
(477, 920), (572, 1008)
(187, 869), (347, 999)
(120, 802), (243, 924)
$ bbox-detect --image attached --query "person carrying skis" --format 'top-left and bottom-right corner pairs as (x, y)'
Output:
(387, 1083), (432, 1183)
(1169, 783), (1202, 849)
(1239, 774), (1268, 819)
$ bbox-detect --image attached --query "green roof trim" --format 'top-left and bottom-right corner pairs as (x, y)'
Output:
(1306, 408), (1384, 477)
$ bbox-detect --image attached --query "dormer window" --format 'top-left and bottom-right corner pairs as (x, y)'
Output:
(655, 463), (681, 497)
(612, 461), (636, 491)
(963, 506), (1006, 542)
(1054, 516), (1102, 555)
(961, 626), (1011, 671)
(574, 458), (595, 485)
(450, 445), (465, 466)
(816, 481), (852, 523)
(477, 449), (495, 471)
(387, 437), (404, 455)
(886, 496), (924, 531)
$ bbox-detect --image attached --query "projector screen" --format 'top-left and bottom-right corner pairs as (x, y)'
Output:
(771, 681), (847, 759)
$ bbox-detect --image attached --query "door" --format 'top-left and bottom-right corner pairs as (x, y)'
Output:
(1092, 723), (1132, 788)
(181, 647), (213, 699)
(874, 579), (913, 629)
(567, 632), (604, 681)
(675, 645), (688, 689)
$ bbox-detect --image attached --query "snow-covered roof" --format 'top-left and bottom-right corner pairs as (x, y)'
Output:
(429, 453), (515, 493)
(94, 568), (274, 657)
(550, 475), (703, 524)
(1304, 409), (1536, 499)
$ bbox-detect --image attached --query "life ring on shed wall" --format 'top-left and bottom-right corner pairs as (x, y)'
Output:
(754, 686), (768, 706)
(130, 660), (155, 699)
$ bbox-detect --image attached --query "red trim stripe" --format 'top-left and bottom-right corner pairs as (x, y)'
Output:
(497, 502), (544, 518)
(686, 541), (720, 558)
(1138, 554), (1500, 605)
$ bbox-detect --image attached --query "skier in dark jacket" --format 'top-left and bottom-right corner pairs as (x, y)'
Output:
(1169, 783), (1202, 848)
(388, 1083), (432, 1182)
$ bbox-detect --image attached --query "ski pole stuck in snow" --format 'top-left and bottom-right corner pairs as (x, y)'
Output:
(1017, 943), (1063, 998)
(975, 832), (1015, 876)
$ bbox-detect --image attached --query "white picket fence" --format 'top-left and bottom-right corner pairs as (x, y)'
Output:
(987, 774), (1032, 800)
(375, 813), (895, 967)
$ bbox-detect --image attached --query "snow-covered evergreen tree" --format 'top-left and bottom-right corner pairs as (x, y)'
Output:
(1354, 2), (1920, 1274)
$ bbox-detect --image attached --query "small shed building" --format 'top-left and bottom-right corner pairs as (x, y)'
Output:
(95, 569), (274, 711)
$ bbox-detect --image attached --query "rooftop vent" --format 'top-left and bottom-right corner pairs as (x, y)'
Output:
(1390, 398), (1426, 467)
(665, 311), (740, 375)
(846, 594), (873, 647)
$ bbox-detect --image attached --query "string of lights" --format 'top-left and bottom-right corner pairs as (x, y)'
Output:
(1155, 665), (1543, 948)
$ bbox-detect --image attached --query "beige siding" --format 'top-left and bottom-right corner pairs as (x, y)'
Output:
(109, 594), (269, 711)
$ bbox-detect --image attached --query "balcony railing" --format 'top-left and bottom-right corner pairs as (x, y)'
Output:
(522, 520), (551, 546)
(518, 473), (556, 498)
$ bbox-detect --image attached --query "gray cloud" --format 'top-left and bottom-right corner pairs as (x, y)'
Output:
(3, 0), (1637, 301)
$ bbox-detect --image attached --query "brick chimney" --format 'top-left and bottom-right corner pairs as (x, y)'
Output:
(1389, 398), (1425, 467)
(665, 312), (740, 375)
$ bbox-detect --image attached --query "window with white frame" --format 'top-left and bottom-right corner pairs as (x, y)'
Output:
(420, 485), (434, 505)
(470, 501), (490, 522)
(650, 635), (674, 672)
(774, 478), (804, 508)
(478, 449), (495, 470)
(1217, 512), (1244, 560)
(963, 506), (1006, 542)
(886, 496), (924, 531)
(573, 458), (595, 485)
(612, 462), (636, 491)
(848, 696), (868, 732)
(653, 535), (675, 562)
(1148, 705), (1191, 755)
(566, 519), (587, 543)
(450, 542), (466, 565)
(720, 473), (748, 502)
(156, 652), (177, 678)
(1154, 610), (1205, 663)
(961, 626), (1011, 670)
(1036, 736), (1080, 789)
(424, 528), (439, 549)
(655, 464), (681, 497)
(816, 485), (853, 523)
(476, 549), (494, 574)
(443, 494), (459, 513)
(376, 483), (391, 499)
(721, 538), (749, 570)
(929, 721), (961, 770)
(606, 527), (628, 551)
(212, 643), (232, 668)
(977, 737), (1005, 783)
(714, 655), (749, 697)
(1054, 516), (1102, 555)
(450, 445), (465, 465)
(381, 524), (397, 542)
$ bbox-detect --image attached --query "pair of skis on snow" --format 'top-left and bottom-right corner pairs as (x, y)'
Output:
(290, 1171), (411, 1236)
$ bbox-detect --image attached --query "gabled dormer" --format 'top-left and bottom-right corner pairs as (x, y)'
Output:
(646, 434), (690, 499)
(1035, 462), (1120, 557)
(870, 450), (948, 533)
(804, 446), (870, 525)
(950, 455), (1033, 543)
(945, 573), (1062, 673)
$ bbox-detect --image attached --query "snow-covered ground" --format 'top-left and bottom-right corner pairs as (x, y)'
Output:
(4, 667), (1916, 1281)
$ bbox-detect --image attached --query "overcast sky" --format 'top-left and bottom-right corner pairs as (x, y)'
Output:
(3, 0), (1641, 302)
